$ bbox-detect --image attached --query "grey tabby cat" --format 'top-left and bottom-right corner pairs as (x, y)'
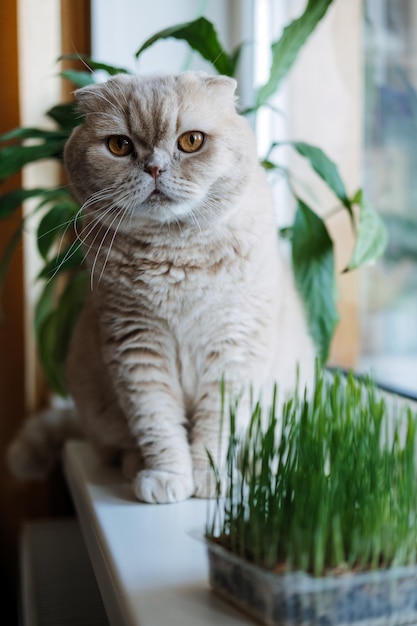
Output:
(8, 72), (315, 503)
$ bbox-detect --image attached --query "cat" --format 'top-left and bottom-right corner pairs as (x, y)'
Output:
(8, 71), (315, 503)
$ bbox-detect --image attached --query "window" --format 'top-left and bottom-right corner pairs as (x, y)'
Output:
(359, 0), (417, 394)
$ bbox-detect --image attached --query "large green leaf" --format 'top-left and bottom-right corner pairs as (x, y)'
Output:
(0, 222), (24, 313)
(0, 127), (68, 143)
(38, 241), (84, 280)
(229, 43), (244, 77)
(260, 159), (289, 179)
(135, 16), (238, 77)
(34, 279), (56, 336)
(286, 141), (353, 217)
(347, 191), (388, 271)
(60, 70), (96, 88)
(37, 272), (88, 395)
(54, 272), (88, 362)
(292, 199), (338, 362)
(0, 140), (65, 181)
(0, 187), (74, 222)
(257, 0), (335, 107)
(37, 202), (80, 259)
(34, 187), (74, 209)
(59, 54), (131, 76)
(0, 188), (50, 219)
(37, 309), (66, 394)
(46, 102), (80, 131)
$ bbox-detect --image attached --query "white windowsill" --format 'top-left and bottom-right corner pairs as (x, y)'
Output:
(63, 441), (252, 626)
(356, 355), (417, 398)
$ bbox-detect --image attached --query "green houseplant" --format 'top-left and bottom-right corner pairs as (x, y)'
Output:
(0, 0), (387, 395)
(205, 368), (417, 625)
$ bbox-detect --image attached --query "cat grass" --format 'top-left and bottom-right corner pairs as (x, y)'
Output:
(206, 368), (417, 577)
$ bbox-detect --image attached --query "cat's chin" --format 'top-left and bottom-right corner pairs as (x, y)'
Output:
(139, 194), (199, 225)
(147, 189), (167, 201)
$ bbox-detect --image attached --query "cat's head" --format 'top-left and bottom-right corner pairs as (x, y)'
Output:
(64, 72), (257, 230)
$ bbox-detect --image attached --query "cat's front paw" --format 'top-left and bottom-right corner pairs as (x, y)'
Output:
(133, 469), (193, 504)
(193, 468), (218, 499)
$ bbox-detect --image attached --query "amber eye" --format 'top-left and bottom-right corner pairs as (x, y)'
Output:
(107, 135), (134, 157)
(177, 131), (205, 153)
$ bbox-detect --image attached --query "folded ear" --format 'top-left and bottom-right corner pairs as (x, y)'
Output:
(179, 71), (237, 99)
(74, 74), (132, 113)
(73, 82), (105, 114)
(203, 74), (238, 96)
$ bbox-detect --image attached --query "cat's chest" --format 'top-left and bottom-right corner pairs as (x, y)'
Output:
(109, 255), (210, 294)
(101, 234), (241, 304)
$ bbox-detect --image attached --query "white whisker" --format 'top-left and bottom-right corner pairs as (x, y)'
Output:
(37, 215), (78, 245)
(47, 240), (83, 283)
(90, 205), (126, 290)
(76, 205), (116, 261)
(97, 206), (129, 286)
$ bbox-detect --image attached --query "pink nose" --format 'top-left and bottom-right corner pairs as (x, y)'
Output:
(145, 164), (161, 179)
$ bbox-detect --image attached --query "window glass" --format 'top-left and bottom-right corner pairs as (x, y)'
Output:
(360, 0), (417, 394)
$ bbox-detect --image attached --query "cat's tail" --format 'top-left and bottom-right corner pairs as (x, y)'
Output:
(7, 406), (83, 480)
